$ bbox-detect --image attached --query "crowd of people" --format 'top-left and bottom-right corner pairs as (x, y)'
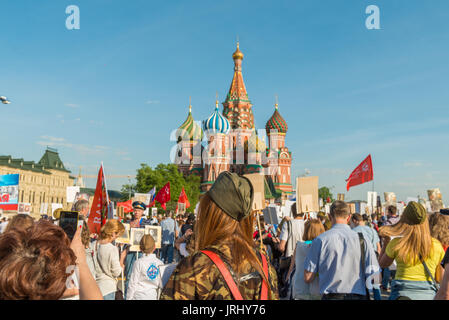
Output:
(0, 171), (448, 300)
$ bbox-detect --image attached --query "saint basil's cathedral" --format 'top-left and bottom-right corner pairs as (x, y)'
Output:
(175, 43), (293, 201)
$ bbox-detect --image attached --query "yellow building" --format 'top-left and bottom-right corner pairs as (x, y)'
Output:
(0, 147), (75, 219)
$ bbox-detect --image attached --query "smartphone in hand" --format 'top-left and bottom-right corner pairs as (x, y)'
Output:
(60, 211), (82, 241)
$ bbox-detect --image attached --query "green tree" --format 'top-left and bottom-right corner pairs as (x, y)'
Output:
(126, 163), (201, 213)
(319, 186), (334, 205)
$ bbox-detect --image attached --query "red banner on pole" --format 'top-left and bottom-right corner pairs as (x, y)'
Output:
(155, 182), (171, 210)
(88, 164), (110, 234)
(346, 155), (374, 191)
(117, 199), (133, 213)
(178, 187), (190, 209)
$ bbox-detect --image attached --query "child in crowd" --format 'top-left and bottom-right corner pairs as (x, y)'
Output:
(126, 235), (164, 300)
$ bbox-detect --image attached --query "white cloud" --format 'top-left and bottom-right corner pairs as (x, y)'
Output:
(36, 136), (109, 155)
(403, 161), (424, 167)
(65, 103), (79, 108)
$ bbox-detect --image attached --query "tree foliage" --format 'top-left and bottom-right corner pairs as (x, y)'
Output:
(124, 163), (201, 213)
(318, 186), (334, 204)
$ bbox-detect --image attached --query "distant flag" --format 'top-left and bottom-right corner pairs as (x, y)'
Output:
(88, 163), (110, 234)
(346, 155), (374, 191)
(147, 186), (157, 207)
(155, 182), (171, 210)
(117, 199), (133, 213)
(177, 187), (190, 209)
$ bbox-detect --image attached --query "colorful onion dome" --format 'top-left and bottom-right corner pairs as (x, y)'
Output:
(203, 100), (231, 135)
(177, 104), (203, 142)
(245, 131), (267, 153)
(266, 103), (288, 134)
(232, 42), (244, 60)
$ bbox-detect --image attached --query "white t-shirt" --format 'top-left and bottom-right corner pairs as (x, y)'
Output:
(126, 253), (164, 300)
(280, 219), (305, 257)
(93, 242), (122, 296)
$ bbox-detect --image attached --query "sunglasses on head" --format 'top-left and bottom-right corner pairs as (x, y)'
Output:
(440, 209), (449, 216)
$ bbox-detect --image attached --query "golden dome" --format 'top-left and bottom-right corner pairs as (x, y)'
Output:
(232, 42), (244, 60)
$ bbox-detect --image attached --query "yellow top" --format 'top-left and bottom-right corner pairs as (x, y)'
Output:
(386, 237), (445, 281)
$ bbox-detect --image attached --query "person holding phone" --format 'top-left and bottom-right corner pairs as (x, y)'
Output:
(0, 220), (103, 300)
(92, 219), (127, 300)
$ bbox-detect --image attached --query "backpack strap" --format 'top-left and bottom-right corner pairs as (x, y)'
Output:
(201, 250), (243, 300)
(260, 252), (269, 300)
(358, 233), (370, 300)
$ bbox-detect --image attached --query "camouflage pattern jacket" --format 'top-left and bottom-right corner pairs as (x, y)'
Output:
(160, 243), (279, 300)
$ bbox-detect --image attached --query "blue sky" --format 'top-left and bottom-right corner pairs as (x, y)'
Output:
(1, 0), (448, 202)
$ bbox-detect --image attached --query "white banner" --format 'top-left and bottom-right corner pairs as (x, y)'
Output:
(367, 191), (377, 209)
(40, 203), (48, 214)
(66, 186), (80, 203)
(18, 203), (31, 214)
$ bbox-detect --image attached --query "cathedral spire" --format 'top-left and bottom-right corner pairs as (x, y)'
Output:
(223, 42), (254, 129)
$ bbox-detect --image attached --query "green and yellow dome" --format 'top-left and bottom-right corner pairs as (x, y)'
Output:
(176, 105), (203, 142)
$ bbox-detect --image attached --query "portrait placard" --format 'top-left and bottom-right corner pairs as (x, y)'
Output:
(296, 176), (319, 213)
(129, 227), (145, 251)
(115, 223), (130, 244)
(244, 173), (265, 211)
(144, 225), (162, 249)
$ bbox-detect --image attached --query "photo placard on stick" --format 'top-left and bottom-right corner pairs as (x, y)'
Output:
(337, 193), (345, 201)
(129, 228), (146, 252)
(296, 176), (319, 213)
(244, 173), (266, 211)
(115, 223), (130, 244)
(144, 225), (162, 249)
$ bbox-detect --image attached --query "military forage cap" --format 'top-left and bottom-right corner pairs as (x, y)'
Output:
(208, 171), (254, 221)
(132, 201), (146, 211)
(403, 201), (427, 225)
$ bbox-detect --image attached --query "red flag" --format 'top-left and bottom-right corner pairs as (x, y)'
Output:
(155, 182), (171, 210)
(178, 187), (190, 209)
(88, 164), (110, 234)
(346, 155), (373, 191)
(117, 199), (133, 213)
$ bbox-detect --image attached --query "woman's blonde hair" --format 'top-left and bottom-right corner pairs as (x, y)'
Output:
(303, 219), (325, 241)
(100, 219), (125, 240)
(140, 234), (155, 253)
(379, 214), (433, 264)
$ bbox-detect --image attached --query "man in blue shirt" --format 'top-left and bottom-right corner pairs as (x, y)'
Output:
(304, 201), (380, 300)
(160, 211), (176, 263)
(350, 213), (381, 255)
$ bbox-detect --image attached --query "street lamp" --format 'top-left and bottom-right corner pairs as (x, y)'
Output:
(0, 96), (11, 104)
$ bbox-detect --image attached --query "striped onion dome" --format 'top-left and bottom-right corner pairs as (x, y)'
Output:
(203, 100), (230, 135)
(177, 105), (203, 142)
(266, 103), (288, 134)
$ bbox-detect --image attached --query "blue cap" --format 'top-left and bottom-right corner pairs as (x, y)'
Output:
(132, 201), (146, 211)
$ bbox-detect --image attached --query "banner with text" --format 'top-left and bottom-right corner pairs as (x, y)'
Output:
(0, 174), (19, 211)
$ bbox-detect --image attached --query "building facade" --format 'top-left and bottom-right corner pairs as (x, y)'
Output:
(175, 43), (293, 200)
(0, 148), (75, 218)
